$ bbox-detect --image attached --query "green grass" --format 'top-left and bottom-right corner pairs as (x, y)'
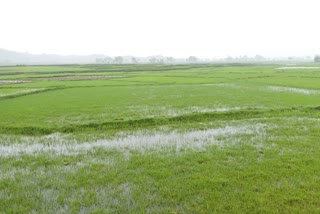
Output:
(1, 63), (320, 213)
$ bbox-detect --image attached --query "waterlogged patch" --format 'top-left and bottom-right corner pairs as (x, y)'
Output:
(275, 67), (320, 70)
(0, 80), (31, 84)
(0, 124), (267, 157)
(37, 75), (125, 81)
(265, 86), (320, 95)
(201, 83), (242, 88)
(201, 83), (256, 91)
(130, 105), (243, 117)
(0, 88), (46, 97)
(284, 117), (320, 122)
(187, 106), (242, 113)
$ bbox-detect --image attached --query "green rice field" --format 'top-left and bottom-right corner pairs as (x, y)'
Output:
(1, 63), (320, 213)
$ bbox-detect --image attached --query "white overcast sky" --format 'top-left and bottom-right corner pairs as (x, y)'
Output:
(0, 0), (320, 57)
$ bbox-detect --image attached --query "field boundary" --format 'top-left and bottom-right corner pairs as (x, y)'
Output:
(1, 106), (318, 135)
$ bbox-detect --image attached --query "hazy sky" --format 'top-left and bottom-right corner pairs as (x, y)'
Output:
(1, 0), (320, 57)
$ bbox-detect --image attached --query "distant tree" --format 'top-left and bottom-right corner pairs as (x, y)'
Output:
(95, 58), (103, 64)
(254, 55), (265, 61)
(96, 57), (113, 64)
(113, 56), (123, 64)
(225, 56), (233, 62)
(166, 57), (174, 63)
(187, 56), (198, 63)
(149, 57), (157, 64)
(314, 55), (320, 63)
(131, 57), (138, 64)
(104, 57), (113, 64)
(239, 55), (248, 62)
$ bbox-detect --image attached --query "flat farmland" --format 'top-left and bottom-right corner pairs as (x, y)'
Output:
(1, 64), (320, 213)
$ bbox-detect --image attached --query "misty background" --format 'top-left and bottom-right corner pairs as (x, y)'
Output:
(0, 48), (317, 65)
(1, 0), (320, 65)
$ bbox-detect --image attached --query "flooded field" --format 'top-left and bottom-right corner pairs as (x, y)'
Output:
(1, 63), (320, 213)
